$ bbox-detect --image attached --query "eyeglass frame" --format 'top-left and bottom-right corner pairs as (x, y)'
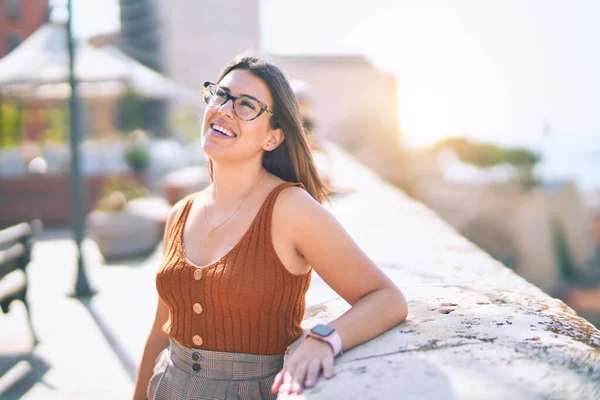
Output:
(202, 81), (278, 124)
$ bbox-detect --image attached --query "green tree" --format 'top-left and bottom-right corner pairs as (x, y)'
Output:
(435, 137), (540, 169)
(0, 100), (23, 148)
(116, 88), (142, 132)
(42, 105), (68, 143)
(433, 137), (541, 185)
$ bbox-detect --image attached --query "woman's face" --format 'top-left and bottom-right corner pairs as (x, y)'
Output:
(201, 69), (283, 164)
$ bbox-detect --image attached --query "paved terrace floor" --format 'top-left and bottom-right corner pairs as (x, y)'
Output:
(1, 145), (600, 399)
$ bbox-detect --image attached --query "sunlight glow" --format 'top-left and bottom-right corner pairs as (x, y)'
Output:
(50, 0), (120, 38)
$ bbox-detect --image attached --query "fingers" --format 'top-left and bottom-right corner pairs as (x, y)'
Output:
(272, 342), (337, 395)
(322, 355), (335, 379)
(277, 360), (332, 394)
(288, 363), (307, 394)
(284, 370), (299, 394)
(273, 370), (296, 395)
(270, 371), (283, 394)
(304, 359), (322, 388)
(273, 362), (307, 395)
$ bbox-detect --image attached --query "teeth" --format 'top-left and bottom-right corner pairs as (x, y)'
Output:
(213, 124), (235, 137)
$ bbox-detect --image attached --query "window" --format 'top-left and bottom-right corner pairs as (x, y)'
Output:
(6, 32), (21, 52)
(5, 0), (21, 22)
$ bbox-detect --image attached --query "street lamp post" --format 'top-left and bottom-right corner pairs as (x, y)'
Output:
(67, 0), (95, 297)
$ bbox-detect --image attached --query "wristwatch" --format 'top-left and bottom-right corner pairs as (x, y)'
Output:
(305, 324), (343, 357)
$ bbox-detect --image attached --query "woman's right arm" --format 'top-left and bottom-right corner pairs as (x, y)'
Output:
(132, 298), (170, 400)
(132, 202), (182, 400)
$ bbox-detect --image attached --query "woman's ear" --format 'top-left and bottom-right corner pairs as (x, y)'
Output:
(263, 128), (285, 151)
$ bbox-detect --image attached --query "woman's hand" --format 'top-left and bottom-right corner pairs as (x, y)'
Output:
(271, 337), (335, 395)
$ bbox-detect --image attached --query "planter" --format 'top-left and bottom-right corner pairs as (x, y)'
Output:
(87, 209), (160, 260)
(87, 196), (171, 260)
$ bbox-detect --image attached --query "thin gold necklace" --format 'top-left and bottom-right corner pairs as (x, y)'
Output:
(203, 170), (266, 238)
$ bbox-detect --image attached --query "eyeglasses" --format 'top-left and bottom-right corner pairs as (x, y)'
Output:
(202, 81), (277, 123)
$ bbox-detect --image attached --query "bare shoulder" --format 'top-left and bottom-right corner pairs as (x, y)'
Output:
(273, 185), (332, 228)
(162, 199), (185, 243)
(165, 197), (186, 228)
(165, 188), (210, 232)
(277, 185), (321, 210)
(168, 198), (186, 218)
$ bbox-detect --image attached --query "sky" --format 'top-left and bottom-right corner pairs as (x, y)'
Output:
(53, 0), (600, 152)
(261, 0), (600, 149)
(50, 0), (120, 39)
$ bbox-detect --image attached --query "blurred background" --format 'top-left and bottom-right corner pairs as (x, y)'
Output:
(0, 0), (599, 397)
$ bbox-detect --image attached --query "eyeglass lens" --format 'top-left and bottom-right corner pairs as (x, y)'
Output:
(203, 84), (262, 121)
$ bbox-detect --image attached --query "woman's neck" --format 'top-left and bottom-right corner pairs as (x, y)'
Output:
(210, 159), (266, 207)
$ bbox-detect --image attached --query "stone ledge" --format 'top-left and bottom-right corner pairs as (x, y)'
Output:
(282, 144), (600, 399)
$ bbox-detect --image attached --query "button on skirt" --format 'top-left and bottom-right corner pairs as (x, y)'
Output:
(147, 339), (285, 400)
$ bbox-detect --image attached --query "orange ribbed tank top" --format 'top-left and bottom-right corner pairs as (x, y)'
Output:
(156, 182), (311, 355)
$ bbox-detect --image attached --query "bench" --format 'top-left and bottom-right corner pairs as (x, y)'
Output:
(0, 220), (41, 345)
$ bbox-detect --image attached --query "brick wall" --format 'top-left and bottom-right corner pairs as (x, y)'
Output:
(0, 173), (131, 228)
(0, 0), (48, 57)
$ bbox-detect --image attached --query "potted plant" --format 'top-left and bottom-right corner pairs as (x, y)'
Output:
(124, 129), (151, 186)
(87, 176), (163, 260)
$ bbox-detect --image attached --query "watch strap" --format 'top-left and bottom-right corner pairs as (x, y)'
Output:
(306, 328), (343, 357)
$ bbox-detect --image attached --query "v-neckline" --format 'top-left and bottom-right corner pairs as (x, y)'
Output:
(179, 182), (289, 269)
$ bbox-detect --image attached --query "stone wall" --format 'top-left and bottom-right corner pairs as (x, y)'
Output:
(280, 144), (600, 399)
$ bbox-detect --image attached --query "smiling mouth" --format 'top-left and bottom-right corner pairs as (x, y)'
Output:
(211, 123), (237, 138)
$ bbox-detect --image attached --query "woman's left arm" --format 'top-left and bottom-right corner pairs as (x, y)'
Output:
(271, 188), (408, 395)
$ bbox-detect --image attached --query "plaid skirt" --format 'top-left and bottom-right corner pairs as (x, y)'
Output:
(147, 339), (284, 400)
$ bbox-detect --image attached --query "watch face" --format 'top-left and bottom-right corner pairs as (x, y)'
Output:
(311, 324), (335, 337)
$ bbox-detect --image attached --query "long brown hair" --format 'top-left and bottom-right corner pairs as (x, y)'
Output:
(206, 53), (328, 204)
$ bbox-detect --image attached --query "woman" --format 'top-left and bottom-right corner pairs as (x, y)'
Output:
(132, 53), (408, 400)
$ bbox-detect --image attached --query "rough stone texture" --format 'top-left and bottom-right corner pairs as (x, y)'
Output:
(281, 144), (600, 399)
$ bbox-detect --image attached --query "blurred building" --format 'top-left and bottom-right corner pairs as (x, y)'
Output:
(413, 177), (597, 293)
(118, 0), (167, 133)
(273, 55), (401, 181)
(584, 190), (600, 251)
(154, 0), (260, 90)
(119, 0), (162, 71)
(0, 0), (48, 58)
(0, 21), (201, 227)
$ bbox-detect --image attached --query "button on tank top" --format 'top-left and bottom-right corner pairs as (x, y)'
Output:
(156, 182), (312, 355)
